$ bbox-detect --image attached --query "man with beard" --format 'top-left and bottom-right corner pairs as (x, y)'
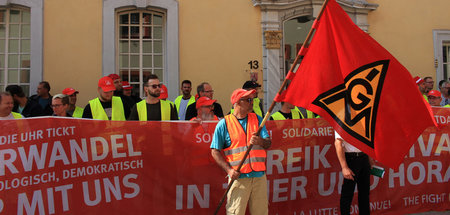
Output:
(82, 76), (130, 120)
(190, 97), (218, 121)
(128, 74), (178, 121)
(174, 80), (195, 120)
(185, 82), (224, 120)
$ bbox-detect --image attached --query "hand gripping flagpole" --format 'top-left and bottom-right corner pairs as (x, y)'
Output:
(213, 0), (330, 214)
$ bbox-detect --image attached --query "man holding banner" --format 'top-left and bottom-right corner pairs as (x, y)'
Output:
(211, 89), (271, 215)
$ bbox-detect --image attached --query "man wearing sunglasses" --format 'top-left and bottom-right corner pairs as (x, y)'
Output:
(185, 82), (224, 120)
(211, 89), (271, 215)
(128, 74), (178, 121)
(82, 76), (131, 120)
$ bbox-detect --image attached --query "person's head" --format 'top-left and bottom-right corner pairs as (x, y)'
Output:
(122, 81), (132, 97)
(51, 94), (70, 116)
(242, 81), (261, 97)
(144, 74), (161, 98)
(197, 82), (213, 99)
(62, 87), (79, 106)
(181, 80), (192, 97)
(440, 81), (450, 97)
(5, 85), (26, 103)
(97, 76), (116, 102)
(281, 102), (295, 110)
(158, 84), (168, 100)
(427, 90), (443, 106)
(37, 81), (50, 97)
(0, 92), (14, 116)
(424, 77), (433, 92)
(414, 76), (426, 94)
(231, 89), (256, 114)
(195, 96), (216, 120)
(108, 74), (122, 91)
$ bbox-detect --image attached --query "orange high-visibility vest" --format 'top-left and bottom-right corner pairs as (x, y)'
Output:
(223, 113), (266, 173)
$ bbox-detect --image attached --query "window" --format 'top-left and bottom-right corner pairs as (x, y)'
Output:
(117, 9), (165, 97)
(0, 7), (30, 96)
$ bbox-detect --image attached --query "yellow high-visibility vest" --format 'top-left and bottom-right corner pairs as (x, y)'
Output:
(89, 97), (125, 121)
(270, 109), (300, 120)
(72, 106), (84, 118)
(12, 112), (23, 119)
(136, 99), (171, 121)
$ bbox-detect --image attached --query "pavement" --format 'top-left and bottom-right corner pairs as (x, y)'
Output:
(410, 211), (449, 215)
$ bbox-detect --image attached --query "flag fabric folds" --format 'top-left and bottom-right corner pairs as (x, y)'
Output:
(281, 0), (436, 168)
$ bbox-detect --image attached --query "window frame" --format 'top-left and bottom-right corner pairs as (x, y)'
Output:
(115, 8), (166, 98)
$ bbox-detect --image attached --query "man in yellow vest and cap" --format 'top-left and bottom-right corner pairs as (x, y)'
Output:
(174, 80), (195, 120)
(211, 88), (271, 215)
(82, 76), (130, 120)
(0, 92), (23, 119)
(128, 74), (178, 121)
(62, 87), (84, 118)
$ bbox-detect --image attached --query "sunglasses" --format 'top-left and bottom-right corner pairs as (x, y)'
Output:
(148, 84), (162, 89)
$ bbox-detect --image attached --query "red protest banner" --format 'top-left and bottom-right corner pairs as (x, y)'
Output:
(0, 108), (448, 214)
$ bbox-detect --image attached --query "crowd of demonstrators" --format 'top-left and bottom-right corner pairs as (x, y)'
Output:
(185, 82), (224, 120)
(128, 75), (178, 121)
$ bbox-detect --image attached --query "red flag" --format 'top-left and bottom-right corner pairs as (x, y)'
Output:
(282, 0), (436, 169)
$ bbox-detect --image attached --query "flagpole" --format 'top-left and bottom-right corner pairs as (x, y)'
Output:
(213, 0), (331, 214)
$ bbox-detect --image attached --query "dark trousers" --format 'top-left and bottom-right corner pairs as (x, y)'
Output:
(340, 153), (371, 215)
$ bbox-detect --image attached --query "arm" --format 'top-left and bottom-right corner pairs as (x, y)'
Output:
(250, 133), (271, 149)
(211, 149), (240, 180)
(334, 138), (355, 180)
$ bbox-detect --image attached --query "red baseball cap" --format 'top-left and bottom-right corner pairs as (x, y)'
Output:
(62, 87), (79, 96)
(159, 84), (168, 99)
(108, 74), (120, 81)
(122, 81), (132, 90)
(196, 96), (216, 109)
(413, 76), (424, 85)
(427, 90), (442, 98)
(98, 76), (116, 92)
(230, 89), (256, 104)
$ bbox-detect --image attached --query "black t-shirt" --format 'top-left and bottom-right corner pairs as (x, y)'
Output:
(82, 98), (131, 119)
(185, 102), (224, 120)
(13, 99), (44, 118)
(128, 101), (178, 121)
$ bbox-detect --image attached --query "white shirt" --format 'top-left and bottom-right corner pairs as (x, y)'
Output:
(335, 131), (361, 153)
(0, 113), (17, 120)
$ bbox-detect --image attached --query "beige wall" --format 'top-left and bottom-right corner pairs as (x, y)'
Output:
(367, 0), (450, 84)
(43, 0), (102, 107)
(179, 0), (262, 111)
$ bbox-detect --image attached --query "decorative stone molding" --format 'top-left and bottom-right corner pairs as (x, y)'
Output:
(252, 0), (377, 111)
